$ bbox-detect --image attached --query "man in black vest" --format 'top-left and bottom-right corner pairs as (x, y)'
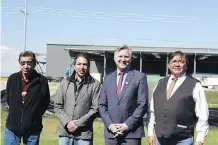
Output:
(148, 51), (209, 145)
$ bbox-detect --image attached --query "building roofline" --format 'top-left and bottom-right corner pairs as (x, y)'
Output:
(47, 44), (218, 54)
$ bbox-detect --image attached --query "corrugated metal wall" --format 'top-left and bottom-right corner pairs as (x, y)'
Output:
(46, 44), (103, 78)
(46, 45), (70, 77)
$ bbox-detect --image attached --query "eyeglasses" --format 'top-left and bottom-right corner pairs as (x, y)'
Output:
(170, 60), (186, 64)
(20, 61), (33, 66)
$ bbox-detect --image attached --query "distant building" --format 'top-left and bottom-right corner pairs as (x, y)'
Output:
(35, 53), (46, 75)
(46, 44), (218, 84)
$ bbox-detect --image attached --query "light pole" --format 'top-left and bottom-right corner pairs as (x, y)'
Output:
(20, 0), (28, 51)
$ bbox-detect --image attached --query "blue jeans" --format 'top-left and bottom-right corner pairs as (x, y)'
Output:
(4, 128), (40, 145)
(156, 137), (194, 145)
(59, 137), (93, 145)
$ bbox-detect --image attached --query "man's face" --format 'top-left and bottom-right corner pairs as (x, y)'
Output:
(19, 56), (35, 74)
(114, 49), (131, 71)
(74, 57), (89, 78)
(168, 55), (187, 77)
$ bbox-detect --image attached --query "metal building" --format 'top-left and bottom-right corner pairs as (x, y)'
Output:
(46, 44), (218, 83)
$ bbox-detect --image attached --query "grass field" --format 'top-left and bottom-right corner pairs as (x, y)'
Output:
(205, 91), (218, 107)
(1, 78), (218, 144)
(1, 110), (218, 145)
(1, 78), (218, 106)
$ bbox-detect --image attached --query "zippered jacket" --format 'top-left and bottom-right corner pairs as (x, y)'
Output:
(5, 70), (50, 135)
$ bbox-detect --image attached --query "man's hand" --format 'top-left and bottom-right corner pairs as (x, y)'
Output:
(148, 136), (155, 145)
(195, 141), (203, 145)
(67, 120), (78, 133)
(110, 124), (119, 134)
(115, 123), (128, 134)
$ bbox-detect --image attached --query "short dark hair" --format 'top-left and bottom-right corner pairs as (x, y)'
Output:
(73, 53), (90, 68)
(18, 51), (37, 64)
(168, 50), (189, 66)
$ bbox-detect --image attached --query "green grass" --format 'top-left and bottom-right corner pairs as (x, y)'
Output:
(1, 79), (218, 144)
(147, 84), (218, 107)
(205, 91), (218, 107)
(1, 110), (218, 145)
(1, 78), (218, 107)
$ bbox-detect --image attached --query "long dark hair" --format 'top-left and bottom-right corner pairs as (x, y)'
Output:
(65, 53), (92, 95)
(73, 53), (90, 68)
(68, 53), (91, 81)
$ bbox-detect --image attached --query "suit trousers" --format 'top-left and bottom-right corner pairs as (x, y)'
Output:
(105, 137), (141, 145)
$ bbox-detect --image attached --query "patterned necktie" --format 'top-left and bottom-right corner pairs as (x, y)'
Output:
(117, 72), (124, 99)
(167, 77), (178, 100)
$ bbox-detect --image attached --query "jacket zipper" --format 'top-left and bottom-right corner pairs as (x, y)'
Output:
(20, 107), (24, 133)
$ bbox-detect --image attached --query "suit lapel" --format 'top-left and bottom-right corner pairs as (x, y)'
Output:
(119, 70), (134, 101)
(112, 71), (119, 102)
(68, 82), (76, 104)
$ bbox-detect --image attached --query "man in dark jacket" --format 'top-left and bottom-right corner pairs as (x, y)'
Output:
(4, 51), (50, 145)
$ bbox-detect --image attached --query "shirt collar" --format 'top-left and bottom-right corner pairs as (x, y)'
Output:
(170, 73), (186, 80)
(75, 75), (86, 83)
(21, 73), (29, 83)
(69, 71), (94, 84)
(117, 69), (129, 75)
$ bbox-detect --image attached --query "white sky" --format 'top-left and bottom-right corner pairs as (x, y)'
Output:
(0, 45), (21, 77)
(0, 45), (47, 77)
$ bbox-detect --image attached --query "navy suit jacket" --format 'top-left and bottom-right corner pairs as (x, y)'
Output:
(99, 69), (149, 138)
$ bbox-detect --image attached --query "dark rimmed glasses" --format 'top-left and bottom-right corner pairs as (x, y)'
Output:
(20, 61), (33, 66)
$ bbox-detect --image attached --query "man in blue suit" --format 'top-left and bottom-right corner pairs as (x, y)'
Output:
(99, 45), (149, 145)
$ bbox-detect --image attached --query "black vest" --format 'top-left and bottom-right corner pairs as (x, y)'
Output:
(153, 76), (198, 138)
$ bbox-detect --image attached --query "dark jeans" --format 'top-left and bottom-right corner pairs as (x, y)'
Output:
(4, 128), (40, 145)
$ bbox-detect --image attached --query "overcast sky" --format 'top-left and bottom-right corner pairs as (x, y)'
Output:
(1, 45), (21, 77)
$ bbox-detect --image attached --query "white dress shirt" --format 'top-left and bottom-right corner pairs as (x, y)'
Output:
(148, 73), (209, 143)
(116, 69), (129, 91)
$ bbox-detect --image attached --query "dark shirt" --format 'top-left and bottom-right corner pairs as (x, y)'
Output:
(21, 74), (30, 103)
(74, 78), (84, 101)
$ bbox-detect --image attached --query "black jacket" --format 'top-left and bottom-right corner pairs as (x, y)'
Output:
(5, 70), (50, 135)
